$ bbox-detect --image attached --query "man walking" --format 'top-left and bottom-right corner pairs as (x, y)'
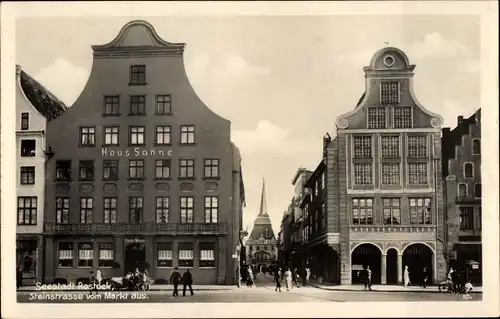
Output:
(169, 267), (182, 297)
(182, 269), (194, 296)
(364, 266), (373, 291)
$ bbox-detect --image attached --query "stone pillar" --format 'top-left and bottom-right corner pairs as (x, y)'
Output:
(340, 242), (350, 285)
(397, 253), (403, 285)
(44, 236), (54, 284)
(217, 239), (227, 284)
(145, 236), (154, 275)
(114, 235), (124, 277)
(36, 235), (44, 284)
(381, 254), (387, 284)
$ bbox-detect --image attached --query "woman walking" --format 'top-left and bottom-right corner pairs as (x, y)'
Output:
(284, 268), (292, 291)
(403, 265), (411, 287)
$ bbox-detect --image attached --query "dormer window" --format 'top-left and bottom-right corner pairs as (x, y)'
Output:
(380, 81), (400, 104)
(368, 107), (386, 129)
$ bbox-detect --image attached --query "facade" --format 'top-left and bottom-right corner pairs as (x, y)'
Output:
(442, 109), (482, 284)
(246, 179), (278, 269)
(333, 47), (447, 285)
(16, 65), (68, 284)
(43, 20), (245, 285)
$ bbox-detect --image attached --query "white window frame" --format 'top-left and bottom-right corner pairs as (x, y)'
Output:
(367, 107), (387, 129)
(463, 162), (474, 179)
(457, 182), (468, 198)
(380, 81), (400, 105)
(393, 106), (413, 129)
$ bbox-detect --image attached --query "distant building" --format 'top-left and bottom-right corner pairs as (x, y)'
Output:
(16, 65), (67, 284)
(42, 20), (245, 285)
(442, 109), (482, 284)
(333, 47), (446, 285)
(246, 179), (277, 269)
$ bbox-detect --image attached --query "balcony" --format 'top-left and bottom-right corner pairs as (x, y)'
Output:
(44, 222), (227, 236)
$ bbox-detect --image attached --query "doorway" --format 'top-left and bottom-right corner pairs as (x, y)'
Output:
(386, 248), (398, 284)
(124, 243), (146, 274)
(402, 244), (434, 285)
(351, 243), (382, 284)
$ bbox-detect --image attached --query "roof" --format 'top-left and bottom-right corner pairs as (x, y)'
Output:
(17, 65), (68, 121)
(304, 160), (326, 188)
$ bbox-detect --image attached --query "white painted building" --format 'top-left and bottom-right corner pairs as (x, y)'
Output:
(16, 65), (67, 284)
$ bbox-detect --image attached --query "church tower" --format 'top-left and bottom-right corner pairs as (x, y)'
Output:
(246, 179), (277, 270)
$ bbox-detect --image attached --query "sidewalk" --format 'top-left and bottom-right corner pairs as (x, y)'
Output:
(308, 283), (482, 293)
(18, 284), (238, 292)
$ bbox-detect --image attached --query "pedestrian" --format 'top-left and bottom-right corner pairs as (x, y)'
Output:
(169, 267), (182, 297)
(293, 268), (301, 288)
(364, 266), (373, 291)
(465, 281), (473, 294)
(274, 268), (282, 292)
(284, 268), (292, 291)
(305, 267), (311, 286)
(421, 267), (428, 288)
(247, 266), (254, 288)
(89, 271), (98, 295)
(143, 270), (150, 290)
(182, 269), (194, 296)
(96, 268), (102, 285)
(16, 267), (23, 289)
(403, 265), (410, 287)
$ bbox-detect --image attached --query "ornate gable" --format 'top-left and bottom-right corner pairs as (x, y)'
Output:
(336, 47), (443, 130)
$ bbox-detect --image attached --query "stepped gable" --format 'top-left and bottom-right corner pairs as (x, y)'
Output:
(248, 179), (276, 241)
(17, 65), (68, 121)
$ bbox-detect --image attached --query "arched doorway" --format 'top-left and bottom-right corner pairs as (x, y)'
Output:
(402, 244), (434, 285)
(351, 243), (382, 284)
(386, 248), (398, 284)
(124, 243), (146, 273)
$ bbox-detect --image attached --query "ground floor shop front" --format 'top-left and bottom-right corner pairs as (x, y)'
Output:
(17, 235), (44, 285)
(43, 235), (235, 285)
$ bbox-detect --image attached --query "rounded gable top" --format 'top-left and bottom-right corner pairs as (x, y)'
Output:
(367, 47), (415, 71)
(92, 20), (185, 53)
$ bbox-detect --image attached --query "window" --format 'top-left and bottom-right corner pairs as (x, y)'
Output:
(155, 126), (171, 145)
(129, 197), (143, 223)
(128, 159), (144, 179)
(57, 243), (73, 267)
(380, 81), (400, 104)
(322, 172), (326, 189)
(383, 198), (401, 225)
(368, 107), (386, 128)
(180, 196), (194, 223)
(464, 163), (474, 178)
(381, 163), (400, 185)
(20, 166), (35, 185)
(180, 125), (195, 144)
(80, 197), (93, 224)
(408, 136), (427, 157)
(55, 160), (72, 181)
(130, 95), (146, 115)
(21, 112), (29, 130)
(103, 197), (117, 224)
(204, 196), (218, 223)
(178, 243), (194, 267)
(155, 160), (171, 179)
(353, 136), (372, 158)
(156, 95), (172, 115)
(477, 207), (482, 230)
(98, 243), (114, 267)
(321, 202), (326, 228)
(80, 127), (95, 147)
(354, 164), (372, 185)
(394, 106), (412, 128)
(472, 139), (481, 155)
(474, 184), (482, 198)
(103, 160), (119, 180)
(408, 163), (427, 184)
(17, 196), (37, 225)
(381, 136), (399, 157)
(199, 242), (216, 268)
(20, 139), (36, 157)
(459, 207), (474, 230)
(103, 96), (120, 116)
(79, 160), (95, 180)
(315, 181), (319, 196)
(129, 126), (145, 145)
(78, 243), (93, 267)
(179, 159), (195, 178)
(157, 243), (173, 267)
(204, 159), (219, 178)
(156, 197), (169, 223)
(458, 183), (467, 197)
(56, 197), (70, 224)
(130, 65), (146, 85)
(352, 198), (373, 225)
(103, 126), (119, 146)
(409, 198), (432, 224)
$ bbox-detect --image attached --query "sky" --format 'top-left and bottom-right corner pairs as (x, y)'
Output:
(15, 15), (481, 237)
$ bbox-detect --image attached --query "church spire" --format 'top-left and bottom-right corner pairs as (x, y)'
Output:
(259, 178), (268, 216)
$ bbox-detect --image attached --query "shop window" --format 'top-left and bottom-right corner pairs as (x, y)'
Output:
(157, 243), (173, 267)
(58, 242), (73, 267)
(98, 243), (114, 267)
(178, 243), (194, 267)
(78, 242), (93, 267)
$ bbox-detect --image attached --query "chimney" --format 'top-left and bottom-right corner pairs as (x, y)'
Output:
(457, 116), (464, 126)
(323, 133), (332, 158)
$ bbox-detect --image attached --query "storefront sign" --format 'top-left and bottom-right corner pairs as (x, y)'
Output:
(101, 147), (172, 157)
